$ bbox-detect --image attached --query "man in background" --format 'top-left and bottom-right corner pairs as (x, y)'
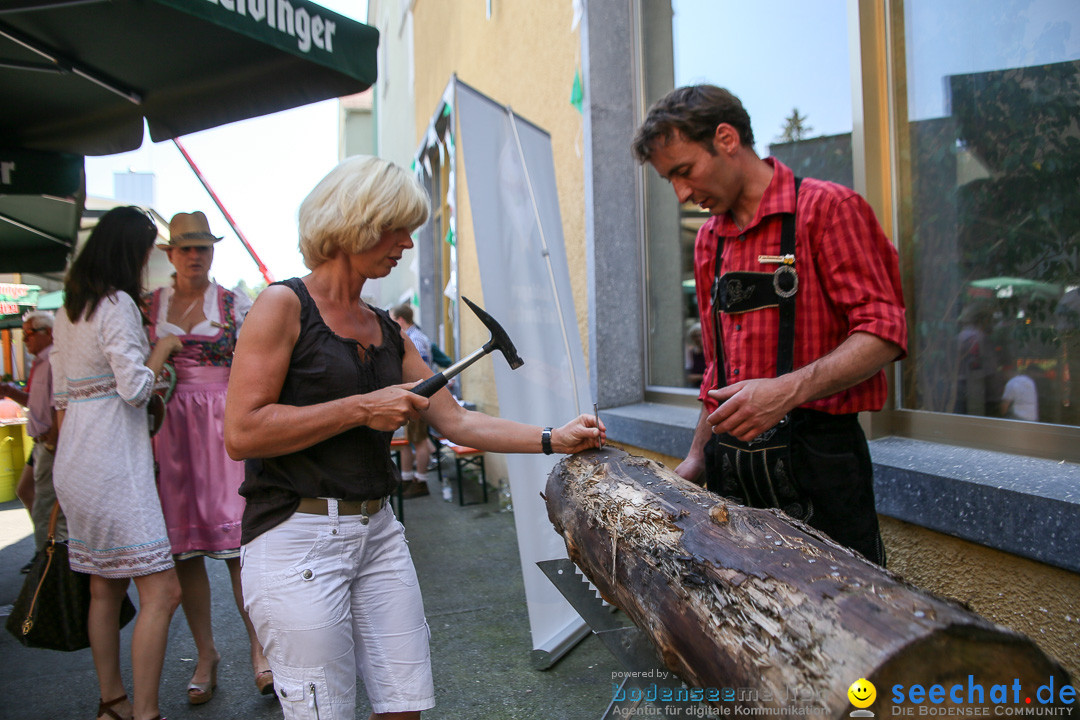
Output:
(0, 310), (66, 569)
(391, 303), (437, 498)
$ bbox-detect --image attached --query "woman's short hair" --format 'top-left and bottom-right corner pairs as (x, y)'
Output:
(298, 156), (430, 269)
(64, 206), (158, 322)
(632, 85), (755, 163)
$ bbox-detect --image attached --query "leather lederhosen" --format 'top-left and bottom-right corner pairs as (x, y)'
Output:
(703, 179), (809, 521)
(701, 178), (886, 565)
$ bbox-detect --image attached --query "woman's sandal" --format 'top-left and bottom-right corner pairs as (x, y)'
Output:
(96, 694), (130, 720)
(187, 655), (219, 705)
(255, 669), (275, 696)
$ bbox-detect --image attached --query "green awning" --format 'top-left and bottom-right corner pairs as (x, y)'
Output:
(0, 147), (84, 273)
(0, 0), (379, 274)
(0, 0), (380, 155)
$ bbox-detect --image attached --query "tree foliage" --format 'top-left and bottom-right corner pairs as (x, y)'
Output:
(777, 108), (813, 143)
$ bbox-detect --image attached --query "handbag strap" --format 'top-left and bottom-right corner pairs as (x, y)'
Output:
(47, 500), (60, 543)
(21, 502), (60, 636)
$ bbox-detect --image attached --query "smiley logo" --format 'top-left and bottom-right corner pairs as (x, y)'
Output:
(848, 678), (876, 708)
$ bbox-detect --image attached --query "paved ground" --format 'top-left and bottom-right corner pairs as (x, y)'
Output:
(0, 465), (620, 720)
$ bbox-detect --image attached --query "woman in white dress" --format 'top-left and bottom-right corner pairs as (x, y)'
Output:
(52, 206), (183, 720)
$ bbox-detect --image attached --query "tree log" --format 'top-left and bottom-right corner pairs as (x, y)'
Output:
(545, 448), (1071, 715)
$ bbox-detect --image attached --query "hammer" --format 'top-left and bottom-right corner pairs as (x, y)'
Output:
(411, 296), (524, 398)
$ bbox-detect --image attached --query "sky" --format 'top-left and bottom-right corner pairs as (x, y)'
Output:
(83, 0), (369, 290)
(671, 0), (852, 154)
(670, 0), (1079, 139)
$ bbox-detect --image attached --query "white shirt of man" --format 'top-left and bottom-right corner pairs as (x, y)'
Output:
(1002, 373), (1038, 422)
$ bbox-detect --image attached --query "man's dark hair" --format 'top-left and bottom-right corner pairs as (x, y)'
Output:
(392, 303), (414, 325)
(64, 206), (158, 322)
(632, 85), (755, 163)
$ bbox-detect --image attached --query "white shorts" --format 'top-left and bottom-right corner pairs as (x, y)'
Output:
(240, 501), (435, 718)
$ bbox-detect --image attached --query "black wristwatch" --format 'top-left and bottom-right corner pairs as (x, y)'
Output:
(541, 427), (554, 455)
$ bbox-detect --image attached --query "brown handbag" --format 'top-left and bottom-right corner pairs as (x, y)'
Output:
(6, 502), (136, 651)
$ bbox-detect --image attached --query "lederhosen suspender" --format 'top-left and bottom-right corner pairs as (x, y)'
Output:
(704, 178), (810, 520)
(709, 177), (801, 387)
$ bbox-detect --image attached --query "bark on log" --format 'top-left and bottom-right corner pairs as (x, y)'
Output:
(545, 447), (1071, 716)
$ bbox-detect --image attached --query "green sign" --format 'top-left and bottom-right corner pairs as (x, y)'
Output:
(0, 283), (41, 316)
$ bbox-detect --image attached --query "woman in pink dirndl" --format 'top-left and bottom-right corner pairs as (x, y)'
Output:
(149, 211), (272, 705)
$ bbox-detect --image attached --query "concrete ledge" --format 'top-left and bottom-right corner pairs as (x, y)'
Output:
(604, 402), (1080, 575)
(870, 436), (1080, 574)
(601, 401), (697, 459)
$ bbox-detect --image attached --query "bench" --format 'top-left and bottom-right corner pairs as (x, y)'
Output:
(440, 440), (488, 506)
(389, 436), (411, 519)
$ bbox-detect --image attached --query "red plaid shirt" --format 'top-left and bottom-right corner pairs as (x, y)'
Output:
(694, 159), (907, 414)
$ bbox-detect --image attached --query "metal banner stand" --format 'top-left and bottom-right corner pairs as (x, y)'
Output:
(537, 559), (686, 719)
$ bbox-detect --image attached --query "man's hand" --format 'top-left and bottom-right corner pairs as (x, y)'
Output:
(0, 382), (29, 407)
(676, 406), (715, 485)
(674, 453), (706, 485)
(705, 333), (902, 443)
(551, 413), (607, 454)
(706, 376), (798, 442)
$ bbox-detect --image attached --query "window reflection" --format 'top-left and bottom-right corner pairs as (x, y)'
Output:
(897, 0), (1080, 426)
(643, 0), (852, 391)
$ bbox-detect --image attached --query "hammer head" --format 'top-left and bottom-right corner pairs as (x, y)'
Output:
(462, 296), (524, 370)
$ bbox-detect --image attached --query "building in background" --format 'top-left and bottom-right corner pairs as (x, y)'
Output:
(112, 170), (155, 209)
(340, 87), (410, 310)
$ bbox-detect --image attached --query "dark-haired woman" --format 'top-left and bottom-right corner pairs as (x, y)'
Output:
(51, 206), (183, 720)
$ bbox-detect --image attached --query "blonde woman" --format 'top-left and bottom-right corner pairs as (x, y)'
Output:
(225, 156), (604, 720)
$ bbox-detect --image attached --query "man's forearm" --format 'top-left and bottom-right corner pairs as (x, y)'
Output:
(688, 404), (713, 459)
(674, 405), (713, 483)
(706, 331), (903, 442)
(786, 331), (903, 409)
(0, 384), (29, 407)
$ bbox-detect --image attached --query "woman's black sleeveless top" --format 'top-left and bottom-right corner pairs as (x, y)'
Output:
(239, 277), (404, 544)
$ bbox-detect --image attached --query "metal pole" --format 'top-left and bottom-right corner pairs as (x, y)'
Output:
(172, 139), (274, 285)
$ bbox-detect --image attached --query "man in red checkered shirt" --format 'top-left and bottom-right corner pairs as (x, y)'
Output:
(632, 85), (906, 565)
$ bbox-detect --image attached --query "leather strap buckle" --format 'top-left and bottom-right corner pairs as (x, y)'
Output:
(773, 265), (798, 299)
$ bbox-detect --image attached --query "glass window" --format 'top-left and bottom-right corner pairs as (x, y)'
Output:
(895, 0), (1080, 427)
(640, 0), (853, 391)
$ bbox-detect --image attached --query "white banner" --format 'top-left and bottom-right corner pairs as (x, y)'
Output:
(455, 80), (592, 666)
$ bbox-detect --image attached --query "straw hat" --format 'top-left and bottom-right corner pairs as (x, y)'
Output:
(161, 211), (222, 248)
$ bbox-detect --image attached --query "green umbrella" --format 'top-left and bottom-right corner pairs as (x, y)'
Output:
(0, 0), (380, 156)
(0, 146), (84, 273)
(968, 277), (1062, 302)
